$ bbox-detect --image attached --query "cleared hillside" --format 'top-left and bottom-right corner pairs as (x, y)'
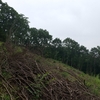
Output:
(0, 43), (100, 100)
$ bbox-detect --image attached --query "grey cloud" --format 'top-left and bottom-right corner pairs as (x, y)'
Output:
(2, 0), (100, 49)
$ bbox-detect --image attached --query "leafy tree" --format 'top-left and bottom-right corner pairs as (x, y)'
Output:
(28, 28), (38, 46)
(29, 28), (52, 55)
(0, 1), (29, 44)
(89, 46), (100, 75)
(29, 28), (52, 47)
(52, 38), (62, 48)
(38, 29), (52, 47)
(12, 14), (29, 45)
(63, 38), (79, 66)
(1, 0), (100, 77)
(78, 45), (89, 73)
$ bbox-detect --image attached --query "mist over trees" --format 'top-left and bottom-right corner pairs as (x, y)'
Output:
(0, 0), (100, 77)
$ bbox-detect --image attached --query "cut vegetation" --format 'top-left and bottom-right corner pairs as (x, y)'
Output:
(0, 43), (100, 100)
(1, 0), (100, 99)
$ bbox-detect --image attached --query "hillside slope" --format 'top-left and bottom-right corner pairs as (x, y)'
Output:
(0, 43), (100, 100)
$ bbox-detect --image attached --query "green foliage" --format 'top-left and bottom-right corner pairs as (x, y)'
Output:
(61, 72), (69, 77)
(25, 73), (50, 100)
(42, 56), (100, 97)
(29, 28), (52, 47)
(14, 46), (23, 54)
(1, 0), (100, 78)
(2, 70), (11, 79)
(0, 41), (3, 46)
(85, 75), (100, 96)
(0, 0), (100, 98)
(52, 38), (62, 48)
(74, 70), (100, 96)
(0, 1), (29, 43)
(0, 94), (10, 100)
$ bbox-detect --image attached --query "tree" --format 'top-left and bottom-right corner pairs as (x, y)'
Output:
(12, 14), (29, 45)
(37, 29), (52, 47)
(89, 46), (100, 75)
(0, 1), (29, 44)
(63, 38), (79, 66)
(52, 38), (62, 48)
(29, 28), (52, 55)
(28, 28), (38, 46)
(29, 28), (52, 46)
(78, 45), (89, 73)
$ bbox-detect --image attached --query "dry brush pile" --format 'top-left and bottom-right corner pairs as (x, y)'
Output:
(0, 43), (100, 100)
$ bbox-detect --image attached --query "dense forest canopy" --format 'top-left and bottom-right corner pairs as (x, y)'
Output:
(0, 0), (100, 76)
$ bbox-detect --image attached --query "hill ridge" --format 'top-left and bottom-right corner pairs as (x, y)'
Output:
(0, 43), (100, 100)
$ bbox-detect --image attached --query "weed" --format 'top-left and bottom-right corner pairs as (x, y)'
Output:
(1, 69), (11, 79)
(26, 73), (50, 100)
(0, 94), (10, 100)
(0, 42), (3, 46)
(53, 61), (56, 63)
(61, 72), (69, 77)
(14, 46), (23, 54)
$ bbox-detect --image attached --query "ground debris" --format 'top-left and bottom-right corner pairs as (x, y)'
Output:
(0, 44), (100, 100)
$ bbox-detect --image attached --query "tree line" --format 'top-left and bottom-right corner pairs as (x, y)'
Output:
(0, 0), (100, 77)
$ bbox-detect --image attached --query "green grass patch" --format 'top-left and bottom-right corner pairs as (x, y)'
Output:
(0, 41), (4, 46)
(0, 94), (10, 100)
(84, 74), (100, 96)
(14, 46), (23, 54)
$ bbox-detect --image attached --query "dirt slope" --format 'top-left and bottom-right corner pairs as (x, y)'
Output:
(0, 43), (100, 100)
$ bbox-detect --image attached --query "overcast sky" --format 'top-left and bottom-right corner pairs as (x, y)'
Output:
(2, 0), (100, 50)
